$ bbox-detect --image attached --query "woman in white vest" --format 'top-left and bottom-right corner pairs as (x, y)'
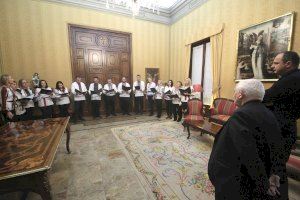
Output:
(11, 81), (26, 121)
(35, 80), (54, 119)
(146, 77), (156, 116)
(154, 80), (164, 118)
(19, 79), (35, 120)
(180, 78), (194, 115)
(54, 81), (70, 117)
(163, 80), (174, 119)
(0, 74), (14, 123)
(172, 81), (182, 122)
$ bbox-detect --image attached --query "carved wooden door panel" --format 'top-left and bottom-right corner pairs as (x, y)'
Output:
(69, 25), (132, 115)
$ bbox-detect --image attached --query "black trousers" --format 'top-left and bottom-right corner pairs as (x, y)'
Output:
(134, 96), (144, 114)
(58, 104), (70, 117)
(155, 99), (162, 117)
(91, 100), (101, 118)
(120, 97), (130, 114)
(105, 95), (116, 116)
(181, 102), (188, 115)
(25, 107), (35, 120)
(165, 100), (172, 117)
(147, 95), (154, 115)
(74, 100), (85, 121)
(172, 104), (182, 121)
(40, 106), (53, 119)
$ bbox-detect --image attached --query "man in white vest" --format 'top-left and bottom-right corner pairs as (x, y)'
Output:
(71, 76), (87, 123)
(118, 77), (131, 115)
(132, 75), (145, 114)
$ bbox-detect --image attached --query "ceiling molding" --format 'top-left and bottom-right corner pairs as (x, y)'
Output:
(43, 0), (209, 25)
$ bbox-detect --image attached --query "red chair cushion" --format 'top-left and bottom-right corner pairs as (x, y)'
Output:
(184, 115), (204, 123)
(287, 155), (300, 170)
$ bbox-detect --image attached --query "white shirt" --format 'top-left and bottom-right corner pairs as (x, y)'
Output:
(180, 86), (194, 103)
(35, 87), (54, 107)
(133, 81), (145, 97)
(89, 83), (103, 101)
(54, 88), (70, 105)
(71, 82), (87, 101)
(172, 88), (182, 105)
(146, 82), (156, 96)
(103, 83), (117, 96)
(14, 89), (26, 116)
(118, 82), (131, 98)
(154, 85), (164, 100)
(0, 86), (14, 111)
(21, 88), (35, 108)
(164, 86), (174, 101)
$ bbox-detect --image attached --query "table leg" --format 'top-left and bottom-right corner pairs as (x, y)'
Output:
(66, 123), (71, 154)
(187, 125), (191, 139)
(35, 171), (52, 200)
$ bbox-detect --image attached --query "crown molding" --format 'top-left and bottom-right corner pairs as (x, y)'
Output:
(43, 0), (209, 25)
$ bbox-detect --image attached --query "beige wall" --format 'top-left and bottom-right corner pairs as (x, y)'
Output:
(0, 0), (170, 87)
(170, 0), (300, 98)
(1, 0), (299, 97)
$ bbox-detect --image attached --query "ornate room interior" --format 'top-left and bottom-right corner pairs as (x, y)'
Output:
(0, 0), (300, 199)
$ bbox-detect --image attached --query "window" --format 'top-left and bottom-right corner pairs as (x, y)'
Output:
(189, 39), (213, 105)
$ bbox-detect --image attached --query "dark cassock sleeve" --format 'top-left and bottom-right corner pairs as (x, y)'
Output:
(263, 75), (299, 103)
(264, 116), (286, 177)
(228, 113), (269, 193)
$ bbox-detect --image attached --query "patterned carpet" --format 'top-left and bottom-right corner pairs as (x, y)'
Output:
(112, 121), (215, 200)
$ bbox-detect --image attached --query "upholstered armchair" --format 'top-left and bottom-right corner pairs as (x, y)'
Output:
(183, 99), (204, 134)
(209, 98), (238, 124)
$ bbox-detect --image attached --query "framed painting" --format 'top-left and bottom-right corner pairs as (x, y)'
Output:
(236, 12), (294, 81)
(145, 68), (159, 84)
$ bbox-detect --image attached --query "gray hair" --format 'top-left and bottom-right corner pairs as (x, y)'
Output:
(235, 79), (265, 102)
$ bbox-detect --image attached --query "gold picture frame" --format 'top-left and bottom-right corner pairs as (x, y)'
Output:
(145, 68), (159, 84)
(235, 12), (295, 82)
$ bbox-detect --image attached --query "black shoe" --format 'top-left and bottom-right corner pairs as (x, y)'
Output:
(173, 118), (177, 121)
(123, 113), (126, 115)
(106, 115), (110, 118)
(79, 118), (85, 121)
(149, 113), (153, 116)
(112, 113), (117, 116)
(127, 113), (131, 115)
(177, 118), (182, 122)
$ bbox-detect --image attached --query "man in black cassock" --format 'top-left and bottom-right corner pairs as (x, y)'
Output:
(208, 79), (284, 200)
(263, 51), (300, 199)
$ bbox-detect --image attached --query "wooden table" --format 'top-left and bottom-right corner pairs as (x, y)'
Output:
(0, 117), (70, 200)
(186, 118), (222, 139)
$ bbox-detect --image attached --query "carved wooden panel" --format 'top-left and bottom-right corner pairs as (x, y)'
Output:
(69, 25), (132, 114)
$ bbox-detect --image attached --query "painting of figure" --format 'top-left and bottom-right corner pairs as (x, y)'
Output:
(236, 13), (294, 81)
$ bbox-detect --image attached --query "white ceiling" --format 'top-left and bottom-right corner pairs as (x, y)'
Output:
(45, 0), (209, 24)
(153, 0), (182, 9)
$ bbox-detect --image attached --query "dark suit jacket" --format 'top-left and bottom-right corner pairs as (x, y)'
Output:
(263, 69), (300, 147)
(208, 101), (284, 198)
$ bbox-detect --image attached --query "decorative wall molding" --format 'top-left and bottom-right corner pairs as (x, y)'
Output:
(44, 0), (209, 25)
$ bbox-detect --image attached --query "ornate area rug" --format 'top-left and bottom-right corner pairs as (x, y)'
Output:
(112, 121), (215, 200)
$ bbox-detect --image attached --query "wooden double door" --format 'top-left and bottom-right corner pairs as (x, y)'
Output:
(68, 25), (132, 114)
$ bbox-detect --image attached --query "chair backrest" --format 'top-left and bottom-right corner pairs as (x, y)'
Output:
(192, 84), (203, 92)
(188, 99), (203, 115)
(212, 98), (237, 115)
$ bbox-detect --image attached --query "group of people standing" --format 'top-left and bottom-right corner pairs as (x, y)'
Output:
(70, 75), (196, 123)
(0, 73), (196, 124)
